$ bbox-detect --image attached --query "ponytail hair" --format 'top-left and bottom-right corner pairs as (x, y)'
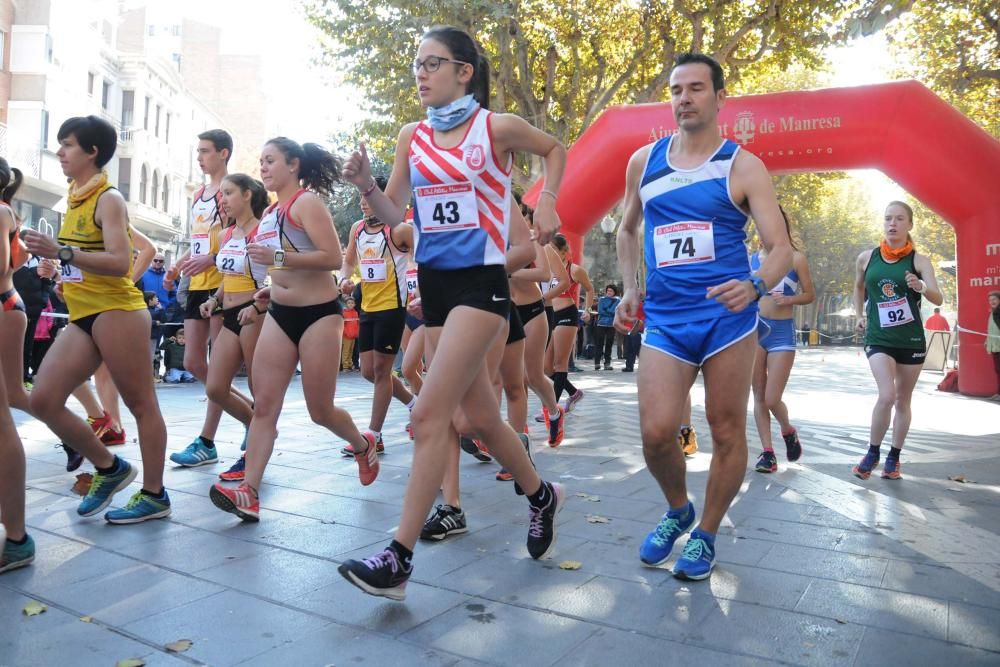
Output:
(223, 173), (269, 221)
(265, 137), (342, 197)
(886, 200), (916, 248)
(551, 232), (569, 253)
(0, 158), (22, 205)
(778, 205), (800, 251)
(421, 26), (491, 109)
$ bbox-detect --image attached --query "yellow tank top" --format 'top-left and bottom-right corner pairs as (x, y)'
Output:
(189, 186), (224, 291)
(356, 222), (408, 313)
(57, 183), (146, 321)
(217, 224), (267, 294)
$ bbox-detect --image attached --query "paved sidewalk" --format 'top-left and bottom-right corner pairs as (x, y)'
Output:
(2, 347), (999, 666)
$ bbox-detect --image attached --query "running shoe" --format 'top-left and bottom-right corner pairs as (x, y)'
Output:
(342, 432), (384, 457)
(534, 412), (546, 423)
(526, 481), (564, 560)
(782, 428), (802, 462)
(105, 490), (171, 524)
(87, 412), (111, 439)
(564, 389), (585, 413)
(77, 456), (137, 517)
(852, 449), (880, 480)
(420, 504), (468, 540)
(169, 437), (219, 467)
(546, 405), (565, 447)
(881, 457), (902, 480)
(338, 546), (411, 601)
(460, 435), (493, 463)
(0, 535), (35, 574)
(678, 426), (698, 457)
(219, 455), (246, 481)
(100, 423), (127, 447)
(755, 450), (778, 473)
(22, 380), (32, 391)
(353, 431), (380, 486)
(496, 468), (514, 482)
(210, 481), (259, 522)
(514, 432), (533, 497)
(639, 502), (695, 566)
(603, 363), (612, 371)
(60, 443), (83, 472)
(672, 528), (716, 581)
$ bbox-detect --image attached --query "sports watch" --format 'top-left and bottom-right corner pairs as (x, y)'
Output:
(273, 249), (286, 268)
(58, 246), (75, 265)
(749, 275), (767, 301)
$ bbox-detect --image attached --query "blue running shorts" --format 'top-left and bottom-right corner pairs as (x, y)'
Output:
(642, 309), (758, 366)
(757, 317), (796, 353)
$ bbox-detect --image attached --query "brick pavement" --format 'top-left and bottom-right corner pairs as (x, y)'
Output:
(2, 347), (998, 666)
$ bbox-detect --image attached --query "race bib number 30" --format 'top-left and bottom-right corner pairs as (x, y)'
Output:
(877, 297), (915, 328)
(191, 233), (210, 257)
(361, 258), (387, 282)
(61, 248), (83, 283)
(414, 183), (480, 233)
(653, 221), (715, 268)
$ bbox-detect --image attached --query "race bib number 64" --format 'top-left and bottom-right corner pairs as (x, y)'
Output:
(653, 221), (715, 268)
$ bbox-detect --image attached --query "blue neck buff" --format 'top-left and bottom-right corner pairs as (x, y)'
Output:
(427, 94), (480, 131)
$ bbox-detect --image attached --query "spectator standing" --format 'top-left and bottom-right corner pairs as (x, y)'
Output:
(594, 285), (620, 370)
(145, 291), (166, 378)
(924, 307), (949, 332)
(136, 253), (176, 310)
(342, 297), (360, 371)
(987, 291), (1000, 400)
(622, 299), (644, 372)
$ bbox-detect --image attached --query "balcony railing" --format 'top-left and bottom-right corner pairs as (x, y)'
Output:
(0, 124), (43, 179)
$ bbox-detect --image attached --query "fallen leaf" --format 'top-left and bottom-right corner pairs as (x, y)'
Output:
(115, 660), (146, 667)
(558, 560), (583, 570)
(72, 473), (93, 496)
(80, 616), (93, 623)
(586, 515), (611, 524)
(948, 475), (975, 484)
(574, 493), (601, 502)
(834, 619), (847, 625)
(165, 639), (193, 653)
(22, 601), (47, 616)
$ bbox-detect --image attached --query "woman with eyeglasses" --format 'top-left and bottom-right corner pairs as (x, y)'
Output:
(337, 25), (566, 601)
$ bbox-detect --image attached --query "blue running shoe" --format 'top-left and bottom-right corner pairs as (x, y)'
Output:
(639, 501), (695, 566)
(105, 490), (171, 524)
(169, 437), (219, 467)
(77, 457), (137, 517)
(852, 449), (880, 480)
(672, 528), (716, 581)
(0, 535), (35, 574)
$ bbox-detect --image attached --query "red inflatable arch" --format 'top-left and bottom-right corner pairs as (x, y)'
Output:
(525, 81), (1000, 396)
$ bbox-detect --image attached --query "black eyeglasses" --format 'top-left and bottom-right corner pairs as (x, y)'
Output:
(412, 55), (470, 74)
(152, 259), (165, 263)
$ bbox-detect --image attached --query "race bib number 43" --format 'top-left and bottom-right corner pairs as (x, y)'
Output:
(415, 183), (480, 233)
(653, 221), (715, 268)
(877, 297), (915, 328)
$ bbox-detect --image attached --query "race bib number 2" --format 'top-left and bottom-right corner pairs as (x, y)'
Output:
(415, 183), (479, 233)
(653, 221), (715, 268)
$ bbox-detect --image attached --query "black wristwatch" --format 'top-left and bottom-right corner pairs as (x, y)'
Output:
(749, 275), (767, 302)
(58, 246), (75, 264)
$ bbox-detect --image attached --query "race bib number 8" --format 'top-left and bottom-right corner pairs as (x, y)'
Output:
(191, 233), (210, 257)
(361, 258), (387, 282)
(653, 221), (715, 268)
(415, 183), (479, 233)
(877, 297), (915, 328)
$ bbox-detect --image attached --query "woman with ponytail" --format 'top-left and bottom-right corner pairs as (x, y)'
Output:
(209, 139), (377, 522)
(338, 25), (566, 601)
(180, 174), (269, 478)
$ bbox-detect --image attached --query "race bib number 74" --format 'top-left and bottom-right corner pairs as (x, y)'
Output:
(653, 221), (715, 268)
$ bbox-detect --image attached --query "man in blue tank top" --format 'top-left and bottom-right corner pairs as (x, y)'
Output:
(615, 53), (793, 580)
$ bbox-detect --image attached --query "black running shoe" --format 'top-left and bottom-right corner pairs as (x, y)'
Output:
(514, 432), (534, 496)
(526, 481), (564, 559)
(420, 504), (468, 541)
(459, 435), (492, 462)
(783, 428), (802, 462)
(61, 443), (83, 472)
(338, 546), (411, 601)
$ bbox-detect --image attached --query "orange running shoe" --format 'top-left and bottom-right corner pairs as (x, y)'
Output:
(545, 405), (565, 447)
(353, 431), (380, 486)
(209, 481), (260, 522)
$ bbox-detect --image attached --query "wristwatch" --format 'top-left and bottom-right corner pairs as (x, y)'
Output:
(749, 275), (768, 302)
(273, 249), (285, 268)
(58, 246), (75, 265)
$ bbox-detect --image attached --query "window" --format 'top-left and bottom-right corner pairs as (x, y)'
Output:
(121, 90), (134, 128)
(101, 80), (111, 111)
(151, 169), (159, 207)
(87, 72), (95, 95)
(162, 176), (169, 211)
(154, 105), (161, 137)
(40, 110), (49, 149)
(118, 158), (132, 201)
(143, 97), (150, 130)
(139, 165), (148, 204)
(164, 113), (170, 143)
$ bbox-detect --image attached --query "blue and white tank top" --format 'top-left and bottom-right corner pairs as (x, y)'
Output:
(408, 108), (512, 270)
(640, 136), (754, 326)
(750, 251), (799, 296)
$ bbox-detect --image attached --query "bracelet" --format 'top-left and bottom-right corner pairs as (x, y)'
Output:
(253, 304), (265, 315)
(915, 280), (927, 294)
(361, 178), (378, 198)
(539, 189), (558, 202)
